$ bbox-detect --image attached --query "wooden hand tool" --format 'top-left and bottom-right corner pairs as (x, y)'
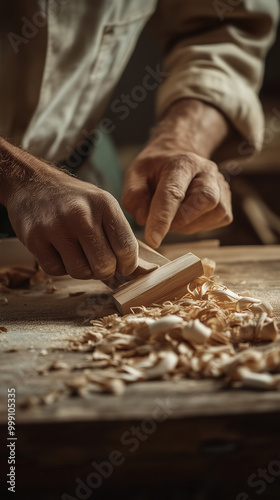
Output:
(110, 241), (203, 315)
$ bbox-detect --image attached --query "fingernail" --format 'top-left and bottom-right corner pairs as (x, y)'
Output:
(147, 230), (162, 248)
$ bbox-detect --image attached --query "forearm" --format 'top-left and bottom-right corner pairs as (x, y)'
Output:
(0, 137), (60, 206)
(0, 138), (35, 206)
(150, 98), (230, 159)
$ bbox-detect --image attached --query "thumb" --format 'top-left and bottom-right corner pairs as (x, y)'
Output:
(122, 166), (152, 225)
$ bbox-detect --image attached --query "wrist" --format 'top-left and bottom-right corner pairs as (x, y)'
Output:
(151, 98), (230, 159)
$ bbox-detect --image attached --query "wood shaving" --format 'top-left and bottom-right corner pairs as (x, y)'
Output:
(20, 391), (64, 408)
(0, 265), (36, 288)
(0, 326), (8, 333)
(0, 265), (51, 288)
(46, 273), (278, 396)
(202, 258), (216, 277)
(19, 395), (41, 409)
(16, 269), (280, 406)
(49, 359), (70, 371)
(45, 286), (57, 294)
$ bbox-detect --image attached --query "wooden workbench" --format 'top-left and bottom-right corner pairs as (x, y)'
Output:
(0, 244), (280, 500)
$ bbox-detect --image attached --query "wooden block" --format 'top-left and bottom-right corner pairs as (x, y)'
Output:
(113, 252), (203, 315)
(103, 240), (169, 289)
(137, 240), (170, 267)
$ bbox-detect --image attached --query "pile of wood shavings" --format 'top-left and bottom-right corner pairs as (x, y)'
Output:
(0, 265), (51, 289)
(63, 273), (280, 396)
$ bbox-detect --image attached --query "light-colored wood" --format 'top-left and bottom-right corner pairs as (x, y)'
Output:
(160, 243), (280, 263)
(137, 240), (170, 267)
(133, 257), (159, 275)
(113, 252), (203, 314)
(103, 257), (159, 290)
(0, 244), (280, 431)
(103, 239), (169, 289)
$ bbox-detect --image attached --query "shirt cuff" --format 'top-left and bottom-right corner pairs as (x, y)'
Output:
(156, 68), (265, 162)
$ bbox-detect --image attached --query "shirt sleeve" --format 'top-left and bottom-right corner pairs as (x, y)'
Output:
(148, 0), (279, 161)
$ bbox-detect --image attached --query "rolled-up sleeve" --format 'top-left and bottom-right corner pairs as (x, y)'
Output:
(149, 0), (279, 160)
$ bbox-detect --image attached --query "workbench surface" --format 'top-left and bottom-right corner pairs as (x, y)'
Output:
(0, 243), (279, 424)
(0, 244), (280, 500)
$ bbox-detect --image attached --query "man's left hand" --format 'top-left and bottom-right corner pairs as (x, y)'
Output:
(122, 99), (233, 248)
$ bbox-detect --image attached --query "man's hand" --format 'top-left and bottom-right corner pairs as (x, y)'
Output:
(122, 149), (232, 248)
(122, 99), (233, 248)
(0, 139), (138, 280)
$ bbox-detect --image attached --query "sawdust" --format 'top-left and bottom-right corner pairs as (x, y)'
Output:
(37, 272), (279, 401)
(0, 265), (52, 288)
(2, 263), (279, 406)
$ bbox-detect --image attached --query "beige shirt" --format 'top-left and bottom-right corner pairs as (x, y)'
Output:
(0, 0), (278, 163)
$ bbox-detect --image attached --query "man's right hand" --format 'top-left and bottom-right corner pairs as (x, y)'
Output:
(0, 139), (138, 280)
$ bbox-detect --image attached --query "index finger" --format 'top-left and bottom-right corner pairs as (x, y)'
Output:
(102, 197), (139, 275)
(145, 158), (193, 248)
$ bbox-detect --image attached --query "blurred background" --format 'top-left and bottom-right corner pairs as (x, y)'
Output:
(104, 21), (280, 247)
(1, 19), (279, 246)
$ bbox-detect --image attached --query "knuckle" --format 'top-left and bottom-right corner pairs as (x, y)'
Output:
(67, 199), (88, 214)
(101, 194), (123, 219)
(218, 170), (229, 182)
(100, 191), (117, 209)
(165, 184), (186, 202)
(40, 261), (65, 276)
(176, 205), (194, 224)
(169, 153), (195, 168)
(199, 187), (219, 208)
(118, 259), (138, 276)
(67, 265), (93, 280)
(116, 239), (138, 275)
(208, 160), (219, 173)
(91, 256), (117, 280)
(215, 200), (233, 226)
(223, 211), (233, 225)
(93, 266), (116, 281)
(181, 199), (200, 219)
(118, 235), (138, 258)
(67, 203), (92, 228)
(163, 152), (200, 176)
(150, 210), (170, 227)
(218, 173), (232, 192)
(130, 155), (154, 170)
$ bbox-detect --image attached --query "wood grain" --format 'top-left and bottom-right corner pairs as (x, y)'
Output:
(1, 243), (279, 500)
(113, 252), (203, 314)
(0, 244), (279, 427)
(102, 239), (169, 289)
